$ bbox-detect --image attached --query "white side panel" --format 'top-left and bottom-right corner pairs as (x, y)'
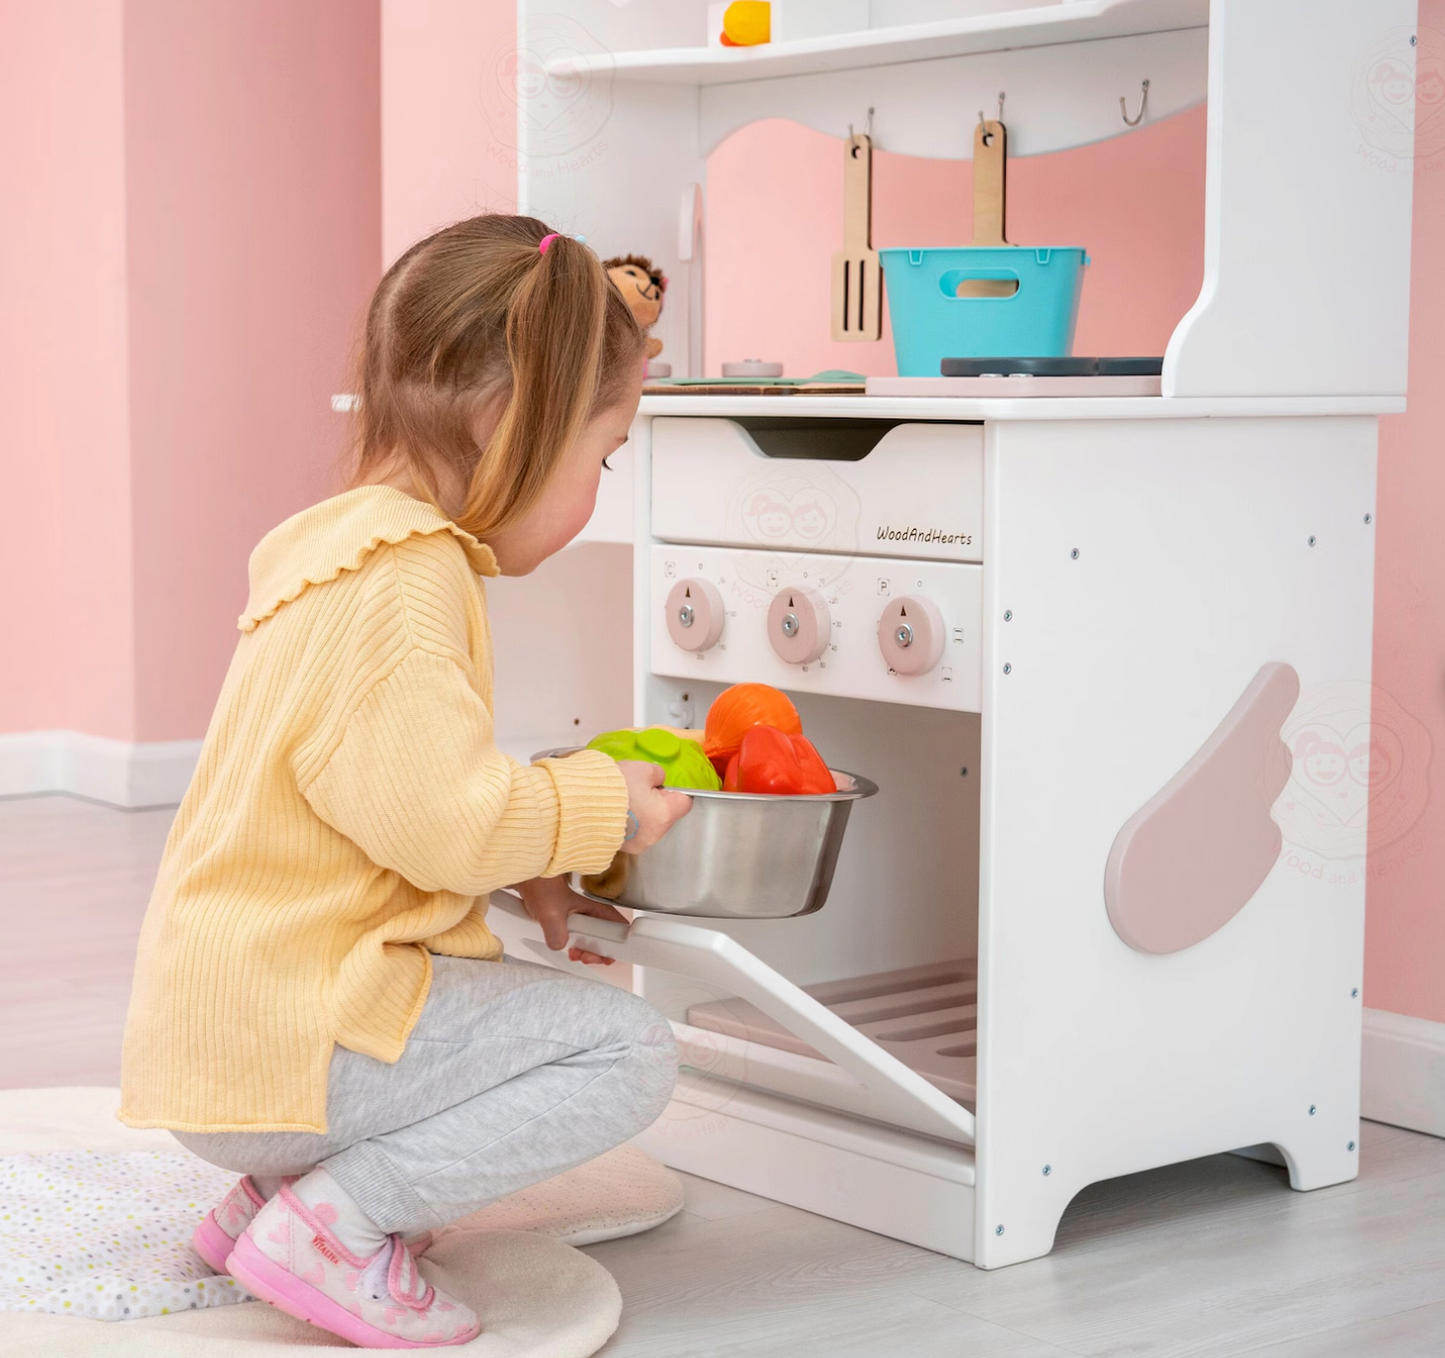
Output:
(518, 2), (706, 378)
(1164, 0), (1416, 398)
(634, 1076), (976, 1262)
(974, 417), (1376, 1267)
(700, 26), (1207, 159)
(649, 546), (984, 712)
(486, 542), (634, 748)
(651, 418), (984, 562)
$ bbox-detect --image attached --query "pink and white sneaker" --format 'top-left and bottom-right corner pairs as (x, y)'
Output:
(193, 1175), (272, 1273)
(225, 1187), (479, 1349)
(194, 1177), (433, 1275)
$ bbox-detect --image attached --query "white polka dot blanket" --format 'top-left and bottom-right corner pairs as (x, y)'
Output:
(0, 1148), (251, 1321)
(0, 1085), (686, 1354)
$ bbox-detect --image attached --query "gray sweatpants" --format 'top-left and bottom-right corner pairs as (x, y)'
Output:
(174, 955), (678, 1235)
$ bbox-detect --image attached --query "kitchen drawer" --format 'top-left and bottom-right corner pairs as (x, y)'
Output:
(651, 417), (984, 563)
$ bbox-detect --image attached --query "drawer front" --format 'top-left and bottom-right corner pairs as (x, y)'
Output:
(651, 545), (983, 712)
(651, 417), (984, 563)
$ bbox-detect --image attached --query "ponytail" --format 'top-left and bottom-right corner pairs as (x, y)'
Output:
(351, 215), (644, 541)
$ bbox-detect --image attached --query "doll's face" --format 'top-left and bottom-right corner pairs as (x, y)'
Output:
(609, 264), (663, 326)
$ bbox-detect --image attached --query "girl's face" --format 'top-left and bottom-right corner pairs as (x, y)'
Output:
(485, 375), (642, 575)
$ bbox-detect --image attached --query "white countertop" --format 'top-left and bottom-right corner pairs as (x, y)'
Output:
(638, 394), (1406, 422)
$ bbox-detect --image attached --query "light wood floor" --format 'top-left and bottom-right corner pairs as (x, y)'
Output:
(3, 793), (1443, 1357)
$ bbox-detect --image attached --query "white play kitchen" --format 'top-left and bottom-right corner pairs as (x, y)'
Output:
(489, 0), (1416, 1268)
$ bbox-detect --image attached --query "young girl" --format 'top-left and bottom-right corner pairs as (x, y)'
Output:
(119, 215), (691, 1349)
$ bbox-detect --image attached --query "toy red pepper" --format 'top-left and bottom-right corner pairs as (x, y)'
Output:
(722, 724), (836, 796)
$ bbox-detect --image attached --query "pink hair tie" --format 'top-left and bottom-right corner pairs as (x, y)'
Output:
(538, 232), (561, 255)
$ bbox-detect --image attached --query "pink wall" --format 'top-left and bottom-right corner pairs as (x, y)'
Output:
(124, 0), (382, 741)
(705, 108), (1207, 376)
(381, 0), (517, 265)
(1365, 0), (1445, 1024)
(0, 1), (136, 739)
(0, 1), (381, 744)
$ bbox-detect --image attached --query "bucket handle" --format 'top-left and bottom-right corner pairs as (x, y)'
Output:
(939, 267), (1020, 301)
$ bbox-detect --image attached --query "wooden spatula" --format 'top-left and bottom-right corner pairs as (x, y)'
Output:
(831, 131), (882, 341)
(959, 117), (1019, 298)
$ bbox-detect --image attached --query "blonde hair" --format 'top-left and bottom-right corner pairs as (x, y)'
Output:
(350, 215), (644, 540)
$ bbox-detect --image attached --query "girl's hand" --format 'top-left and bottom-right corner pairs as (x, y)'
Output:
(517, 875), (626, 966)
(616, 760), (692, 854)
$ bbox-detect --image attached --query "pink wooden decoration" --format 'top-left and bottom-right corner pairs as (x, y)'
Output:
(1104, 662), (1301, 955)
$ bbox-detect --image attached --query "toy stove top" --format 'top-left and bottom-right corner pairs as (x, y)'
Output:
(866, 356), (1163, 398)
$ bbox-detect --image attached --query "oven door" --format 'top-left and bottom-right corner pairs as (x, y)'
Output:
(488, 891), (975, 1146)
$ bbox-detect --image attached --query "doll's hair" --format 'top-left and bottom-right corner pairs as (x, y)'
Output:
(602, 253), (667, 294)
(350, 214), (644, 540)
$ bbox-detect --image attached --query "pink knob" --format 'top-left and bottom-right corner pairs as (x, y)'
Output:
(767, 586), (831, 665)
(877, 595), (945, 675)
(665, 578), (725, 652)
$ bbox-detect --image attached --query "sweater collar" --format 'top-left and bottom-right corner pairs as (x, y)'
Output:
(239, 486), (499, 633)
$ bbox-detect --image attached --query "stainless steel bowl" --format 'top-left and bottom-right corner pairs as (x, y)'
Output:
(533, 748), (878, 919)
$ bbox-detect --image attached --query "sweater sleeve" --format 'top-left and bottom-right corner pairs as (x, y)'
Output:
(299, 647), (628, 894)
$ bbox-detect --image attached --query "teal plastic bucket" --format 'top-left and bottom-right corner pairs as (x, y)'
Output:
(880, 246), (1089, 376)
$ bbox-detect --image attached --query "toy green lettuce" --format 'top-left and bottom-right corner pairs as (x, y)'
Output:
(585, 727), (722, 790)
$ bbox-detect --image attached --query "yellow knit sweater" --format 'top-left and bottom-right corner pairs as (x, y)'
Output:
(119, 487), (629, 1134)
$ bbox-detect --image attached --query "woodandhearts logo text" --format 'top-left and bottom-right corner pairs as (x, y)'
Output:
(877, 525), (974, 546)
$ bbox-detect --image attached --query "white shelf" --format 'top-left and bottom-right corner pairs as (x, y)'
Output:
(548, 0), (1207, 86)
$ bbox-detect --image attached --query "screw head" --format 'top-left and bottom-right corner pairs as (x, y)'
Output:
(1070, 548), (1080, 560)
(677, 604), (695, 628)
(960, 767), (969, 777)
(1003, 662), (1012, 675)
(1042, 1164), (1052, 1177)
(995, 1224), (1005, 1236)
(1352, 987), (1359, 998)
(1308, 535), (1317, 547)
(1309, 1105), (1317, 1116)
(1348, 1140), (1357, 1152)
(1003, 609), (1013, 621)
(781, 613), (800, 638)
(1364, 513), (1373, 524)
(895, 623), (914, 648)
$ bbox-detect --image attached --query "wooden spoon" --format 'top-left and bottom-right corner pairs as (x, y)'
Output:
(959, 118), (1019, 299)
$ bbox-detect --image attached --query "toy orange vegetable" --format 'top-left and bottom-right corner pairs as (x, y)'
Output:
(703, 682), (803, 774)
(722, 725), (836, 796)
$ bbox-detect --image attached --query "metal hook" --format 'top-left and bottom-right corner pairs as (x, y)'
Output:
(1120, 79), (1149, 127)
(977, 93), (1005, 145)
(848, 107), (876, 155)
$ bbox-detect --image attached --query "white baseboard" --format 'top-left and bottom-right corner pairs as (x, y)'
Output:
(0, 730), (200, 809)
(1362, 1008), (1445, 1140)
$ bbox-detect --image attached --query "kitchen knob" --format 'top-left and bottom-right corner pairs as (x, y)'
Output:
(877, 595), (945, 675)
(768, 585), (831, 665)
(665, 578), (725, 652)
